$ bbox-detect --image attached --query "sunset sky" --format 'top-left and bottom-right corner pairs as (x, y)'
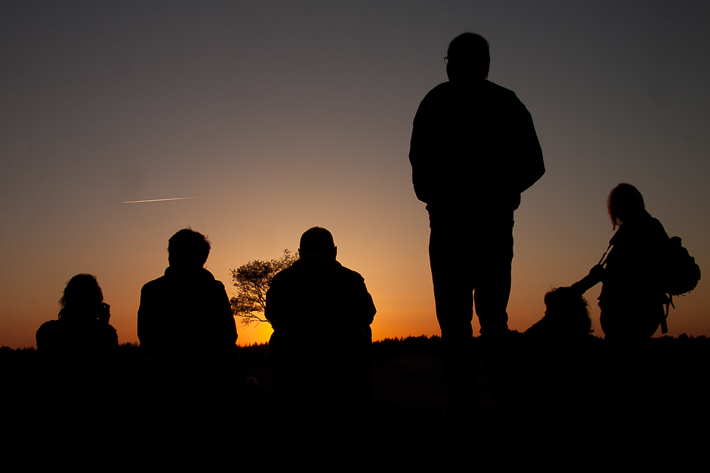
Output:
(2, 1), (709, 348)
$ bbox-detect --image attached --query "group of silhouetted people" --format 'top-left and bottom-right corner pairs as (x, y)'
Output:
(36, 33), (679, 431)
(408, 32), (673, 423)
(35, 226), (376, 434)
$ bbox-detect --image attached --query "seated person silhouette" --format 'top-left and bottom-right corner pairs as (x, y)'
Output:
(265, 227), (377, 415)
(138, 228), (243, 426)
(519, 286), (602, 424)
(36, 274), (118, 424)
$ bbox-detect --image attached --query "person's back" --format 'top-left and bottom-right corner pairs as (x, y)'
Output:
(139, 265), (237, 373)
(267, 253), (375, 337)
(137, 229), (242, 427)
(265, 227), (376, 414)
(599, 209), (669, 337)
(411, 79), (542, 213)
(37, 318), (118, 395)
(36, 274), (118, 427)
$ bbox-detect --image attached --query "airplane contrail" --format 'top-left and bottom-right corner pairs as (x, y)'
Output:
(123, 196), (204, 204)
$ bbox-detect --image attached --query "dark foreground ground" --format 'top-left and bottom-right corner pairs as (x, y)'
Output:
(2, 335), (709, 454)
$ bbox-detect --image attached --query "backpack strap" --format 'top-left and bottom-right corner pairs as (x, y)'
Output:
(661, 295), (673, 335)
(598, 243), (612, 267)
(598, 242), (671, 334)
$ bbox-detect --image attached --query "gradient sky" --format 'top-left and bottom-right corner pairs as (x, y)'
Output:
(2, 1), (709, 348)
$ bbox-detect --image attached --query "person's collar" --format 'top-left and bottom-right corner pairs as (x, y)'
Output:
(165, 265), (213, 279)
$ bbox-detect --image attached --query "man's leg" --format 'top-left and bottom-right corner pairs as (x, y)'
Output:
(473, 223), (513, 336)
(473, 220), (516, 410)
(429, 214), (477, 409)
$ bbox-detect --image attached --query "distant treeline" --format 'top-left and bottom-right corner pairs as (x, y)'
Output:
(219, 333), (710, 363)
(4, 334), (710, 369)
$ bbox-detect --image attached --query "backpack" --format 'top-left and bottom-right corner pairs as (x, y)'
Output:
(660, 236), (701, 333)
(596, 236), (700, 334)
(664, 236), (701, 296)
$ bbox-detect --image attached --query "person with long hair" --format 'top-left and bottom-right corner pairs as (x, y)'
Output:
(36, 274), (118, 418)
(576, 183), (670, 421)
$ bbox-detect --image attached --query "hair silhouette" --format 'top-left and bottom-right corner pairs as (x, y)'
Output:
(299, 226), (336, 256)
(607, 183), (645, 230)
(446, 32), (490, 80)
(168, 227), (211, 268)
(57, 273), (109, 324)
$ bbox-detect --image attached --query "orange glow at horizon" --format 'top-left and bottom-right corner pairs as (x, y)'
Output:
(2, 2), (710, 350)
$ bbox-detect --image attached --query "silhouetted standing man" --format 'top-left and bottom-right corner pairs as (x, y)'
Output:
(409, 33), (544, 411)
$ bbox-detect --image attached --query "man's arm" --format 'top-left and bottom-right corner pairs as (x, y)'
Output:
(264, 274), (285, 330)
(512, 101), (545, 194)
(409, 90), (443, 205)
(136, 284), (155, 350)
(214, 281), (238, 346)
(347, 272), (376, 327)
(358, 281), (377, 326)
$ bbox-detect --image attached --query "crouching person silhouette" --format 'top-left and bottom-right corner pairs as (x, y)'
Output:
(138, 228), (243, 431)
(265, 227), (377, 420)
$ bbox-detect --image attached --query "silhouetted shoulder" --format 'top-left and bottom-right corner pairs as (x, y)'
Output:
(480, 79), (521, 98)
(418, 80), (523, 108)
(269, 259), (367, 292)
(139, 272), (172, 298)
(36, 317), (119, 400)
(139, 276), (161, 294)
(138, 266), (236, 352)
(337, 264), (367, 283)
(36, 319), (60, 341)
(37, 318), (118, 346)
(269, 265), (293, 284)
(140, 267), (226, 295)
(266, 255), (375, 330)
(610, 211), (668, 246)
(36, 319), (61, 352)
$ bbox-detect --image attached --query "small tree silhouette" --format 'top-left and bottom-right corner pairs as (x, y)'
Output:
(229, 249), (297, 326)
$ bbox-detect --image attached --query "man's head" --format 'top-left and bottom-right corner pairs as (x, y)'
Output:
(299, 226), (337, 259)
(167, 228), (211, 268)
(446, 32), (490, 81)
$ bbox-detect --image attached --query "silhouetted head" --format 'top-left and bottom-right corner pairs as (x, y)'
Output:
(543, 286), (593, 335)
(607, 183), (645, 230)
(446, 32), (490, 82)
(299, 227), (337, 259)
(167, 228), (211, 268)
(58, 274), (104, 320)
